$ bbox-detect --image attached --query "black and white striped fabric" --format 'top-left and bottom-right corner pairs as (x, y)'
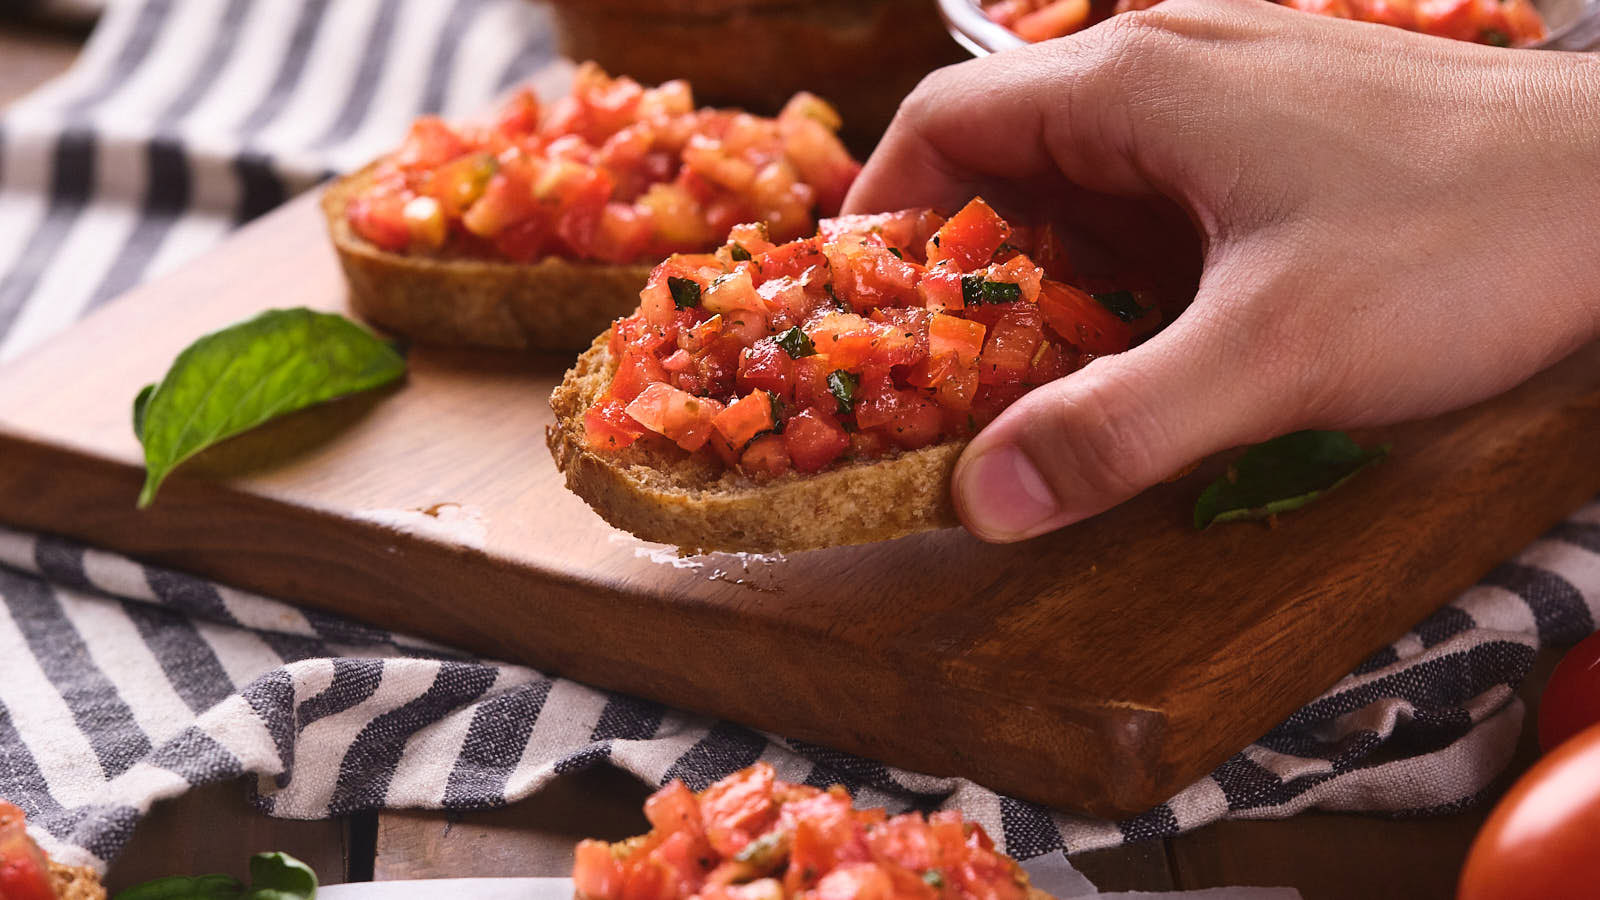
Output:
(1, 0), (1597, 879)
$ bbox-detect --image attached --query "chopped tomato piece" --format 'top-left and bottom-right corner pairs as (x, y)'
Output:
(928, 315), (987, 368)
(585, 398), (648, 451)
(713, 391), (775, 448)
(739, 434), (792, 478)
(626, 382), (724, 452)
(395, 116), (467, 170)
(926, 198), (1010, 272)
(1013, 0), (1091, 40)
(0, 803), (60, 900)
(1037, 280), (1133, 356)
(699, 762), (779, 858)
(784, 408), (850, 473)
(819, 210), (945, 261)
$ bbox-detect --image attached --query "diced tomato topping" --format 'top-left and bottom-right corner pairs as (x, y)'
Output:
(713, 391), (775, 448)
(819, 210), (945, 261)
(699, 762), (779, 859)
(926, 198), (1010, 273)
(981, 0), (1540, 44)
(395, 116), (467, 170)
(347, 190), (413, 252)
(0, 803), (61, 900)
(586, 197), (1174, 479)
(739, 434), (792, 479)
(626, 382), (724, 452)
(584, 398), (648, 451)
(978, 307), (1045, 386)
(571, 766), (1040, 900)
(1036, 280), (1133, 357)
(784, 408), (851, 473)
(928, 314), (986, 368)
(348, 64), (859, 264)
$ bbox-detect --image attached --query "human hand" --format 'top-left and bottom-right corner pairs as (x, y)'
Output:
(845, 0), (1600, 541)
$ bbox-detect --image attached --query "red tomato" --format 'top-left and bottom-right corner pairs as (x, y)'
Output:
(1414, 0), (1480, 40)
(739, 434), (792, 478)
(1539, 631), (1600, 752)
(347, 192), (412, 252)
(926, 198), (1010, 272)
(1458, 721), (1600, 900)
(978, 308), (1045, 386)
(611, 348), (670, 404)
(712, 391), (775, 448)
(584, 398), (648, 451)
(645, 780), (705, 836)
(1037, 280), (1133, 356)
(737, 341), (796, 400)
(699, 762), (779, 858)
(928, 314), (986, 368)
(0, 804), (55, 900)
(783, 409), (851, 473)
(819, 210), (944, 260)
(1013, 0), (1092, 40)
(394, 116), (467, 170)
(626, 382), (724, 452)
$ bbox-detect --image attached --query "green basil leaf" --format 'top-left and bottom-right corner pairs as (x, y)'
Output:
(244, 852), (317, 900)
(1193, 430), (1389, 529)
(922, 871), (946, 889)
(113, 874), (245, 900)
(729, 242), (752, 262)
(960, 275), (984, 307)
(775, 326), (816, 359)
(135, 308), (406, 508)
(1483, 28), (1510, 45)
(1092, 290), (1146, 323)
(133, 383), (156, 441)
(826, 370), (859, 416)
(982, 280), (1021, 304)
(961, 275), (1022, 306)
(668, 276), (701, 309)
(887, 247), (903, 260)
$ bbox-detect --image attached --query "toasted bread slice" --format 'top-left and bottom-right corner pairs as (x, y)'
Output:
(49, 860), (106, 900)
(322, 163), (654, 352)
(547, 333), (964, 555)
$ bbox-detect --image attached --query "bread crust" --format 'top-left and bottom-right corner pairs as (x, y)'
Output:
(547, 333), (965, 555)
(321, 164), (654, 352)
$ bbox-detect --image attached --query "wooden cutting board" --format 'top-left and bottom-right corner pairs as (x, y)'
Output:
(2, 192), (1597, 818)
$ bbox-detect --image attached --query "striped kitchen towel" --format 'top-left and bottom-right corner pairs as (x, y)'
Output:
(1, 0), (1598, 879)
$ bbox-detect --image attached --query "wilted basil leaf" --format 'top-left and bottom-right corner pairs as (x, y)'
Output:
(1193, 430), (1388, 529)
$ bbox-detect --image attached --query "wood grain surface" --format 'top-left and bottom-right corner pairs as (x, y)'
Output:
(1, 190), (1597, 818)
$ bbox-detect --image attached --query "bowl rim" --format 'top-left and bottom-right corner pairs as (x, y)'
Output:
(936, 0), (1027, 56)
(936, 0), (1598, 54)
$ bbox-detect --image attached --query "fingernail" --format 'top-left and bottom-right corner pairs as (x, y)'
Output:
(959, 445), (1060, 539)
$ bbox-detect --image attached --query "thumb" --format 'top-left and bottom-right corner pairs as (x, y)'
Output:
(951, 309), (1288, 542)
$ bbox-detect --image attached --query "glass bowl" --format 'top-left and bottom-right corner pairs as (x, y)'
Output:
(938, 0), (1600, 54)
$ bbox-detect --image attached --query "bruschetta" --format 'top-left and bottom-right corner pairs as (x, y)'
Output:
(324, 63), (860, 352)
(571, 762), (1052, 900)
(548, 198), (1163, 553)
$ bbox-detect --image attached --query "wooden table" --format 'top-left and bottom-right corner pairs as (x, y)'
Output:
(0, 18), (1564, 900)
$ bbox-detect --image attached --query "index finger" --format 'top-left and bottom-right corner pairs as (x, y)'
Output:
(842, 30), (1156, 216)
